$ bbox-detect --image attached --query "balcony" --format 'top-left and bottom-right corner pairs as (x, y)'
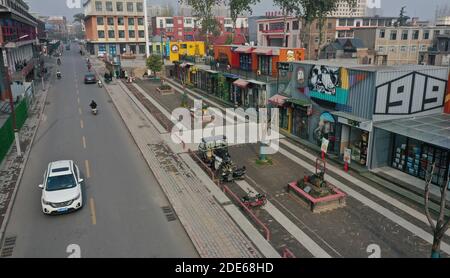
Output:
(261, 29), (285, 34)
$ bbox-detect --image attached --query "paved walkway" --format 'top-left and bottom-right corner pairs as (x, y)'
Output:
(96, 67), (278, 257)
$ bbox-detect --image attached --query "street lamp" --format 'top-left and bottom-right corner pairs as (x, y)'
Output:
(2, 34), (30, 157)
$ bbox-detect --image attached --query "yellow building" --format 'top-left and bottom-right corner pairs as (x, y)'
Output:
(169, 41), (206, 62)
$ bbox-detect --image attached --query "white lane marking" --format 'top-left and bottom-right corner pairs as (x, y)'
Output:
(66, 244), (81, 258)
(82, 136), (87, 149)
(235, 179), (331, 258)
(85, 159), (91, 178)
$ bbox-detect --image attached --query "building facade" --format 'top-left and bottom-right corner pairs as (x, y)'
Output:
(0, 0), (38, 101)
(354, 26), (450, 65)
(335, 16), (397, 39)
(420, 34), (450, 66)
(83, 0), (146, 56)
(256, 16), (337, 60)
(271, 60), (449, 188)
(330, 0), (368, 17)
(151, 16), (248, 42)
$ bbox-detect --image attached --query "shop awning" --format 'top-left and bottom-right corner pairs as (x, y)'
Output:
(253, 48), (274, 55)
(233, 79), (250, 88)
(234, 46), (253, 53)
(268, 94), (288, 106)
(374, 113), (450, 150)
(331, 111), (371, 124)
(285, 98), (312, 107)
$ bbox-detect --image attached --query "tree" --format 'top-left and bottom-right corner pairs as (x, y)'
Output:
(297, 0), (356, 59)
(424, 163), (450, 258)
(73, 13), (85, 23)
(162, 3), (175, 17)
(396, 6), (410, 27)
(228, 0), (260, 43)
(273, 0), (298, 47)
(179, 0), (224, 49)
(146, 54), (164, 77)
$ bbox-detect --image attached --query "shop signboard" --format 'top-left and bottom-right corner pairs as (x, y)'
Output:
(344, 148), (352, 164)
(338, 117), (372, 132)
(321, 138), (329, 154)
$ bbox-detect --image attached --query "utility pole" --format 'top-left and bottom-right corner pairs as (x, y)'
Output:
(144, 0), (150, 77)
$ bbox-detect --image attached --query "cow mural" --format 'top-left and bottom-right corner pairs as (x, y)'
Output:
(309, 65), (340, 96)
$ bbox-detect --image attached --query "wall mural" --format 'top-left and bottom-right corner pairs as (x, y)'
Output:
(314, 112), (336, 148)
(309, 65), (340, 95)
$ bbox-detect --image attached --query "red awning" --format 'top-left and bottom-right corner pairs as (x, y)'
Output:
(268, 94), (288, 106)
(234, 46), (253, 53)
(253, 48), (273, 55)
(233, 79), (249, 88)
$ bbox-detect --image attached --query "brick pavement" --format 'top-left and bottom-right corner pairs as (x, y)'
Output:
(99, 71), (263, 257)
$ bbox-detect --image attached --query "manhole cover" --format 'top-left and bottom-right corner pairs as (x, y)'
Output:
(161, 206), (177, 222)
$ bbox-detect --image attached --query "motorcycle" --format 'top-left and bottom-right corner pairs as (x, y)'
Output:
(57, 58), (61, 66)
(56, 72), (61, 79)
(91, 108), (98, 115)
(241, 190), (267, 208)
(97, 80), (103, 88)
(218, 159), (246, 182)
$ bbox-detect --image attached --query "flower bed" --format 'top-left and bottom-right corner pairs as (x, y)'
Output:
(156, 84), (173, 95)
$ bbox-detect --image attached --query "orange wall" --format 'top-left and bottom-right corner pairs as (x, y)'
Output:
(85, 17), (98, 41)
(278, 48), (305, 62)
(445, 73), (450, 114)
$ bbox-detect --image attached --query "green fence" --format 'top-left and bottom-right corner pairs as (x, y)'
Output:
(0, 99), (29, 164)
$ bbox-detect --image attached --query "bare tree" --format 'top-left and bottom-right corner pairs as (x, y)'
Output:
(424, 163), (450, 258)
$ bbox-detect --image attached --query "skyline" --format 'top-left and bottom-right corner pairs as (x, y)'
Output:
(25, 0), (450, 22)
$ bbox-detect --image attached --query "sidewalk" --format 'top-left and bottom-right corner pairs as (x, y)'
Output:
(165, 77), (448, 210)
(95, 64), (279, 257)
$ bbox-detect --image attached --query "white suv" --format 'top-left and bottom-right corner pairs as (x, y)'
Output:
(39, 160), (83, 214)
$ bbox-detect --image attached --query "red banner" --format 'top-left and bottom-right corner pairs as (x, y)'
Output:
(445, 73), (450, 114)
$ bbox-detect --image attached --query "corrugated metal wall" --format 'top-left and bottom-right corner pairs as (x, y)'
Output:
(346, 69), (376, 120)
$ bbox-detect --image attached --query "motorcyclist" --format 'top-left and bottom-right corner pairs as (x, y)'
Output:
(56, 70), (61, 78)
(57, 58), (61, 65)
(89, 100), (97, 110)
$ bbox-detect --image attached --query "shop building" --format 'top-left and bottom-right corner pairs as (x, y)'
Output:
(272, 60), (449, 187)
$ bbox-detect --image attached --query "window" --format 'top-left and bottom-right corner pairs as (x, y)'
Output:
(138, 18), (144, 25)
(118, 17), (124, 25)
(97, 17), (104, 25)
(401, 30), (408, 40)
(106, 1), (113, 11)
(338, 18), (346, 27)
(314, 37), (319, 43)
(116, 2), (123, 11)
(166, 18), (173, 24)
(259, 24), (264, 31)
(240, 54), (252, 71)
(108, 30), (115, 38)
(130, 45), (136, 54)
(434, 30), (440, 38)
(127, 2), (133, 12)
(363, 19), (369, 26)
(107, 17), (114, 26)
(138, 30), (145, 38)
(185, 18), (192, 24)
(224, 19), (232, 25)
(390, 46), (396, 52)
(420, 45), (428, 51)
(378, 46), (385, 53)
(269, 22), (284, 31)
(400, 46), (407, 52)
(286, 22), (289, 31)
(98, 30), (105, 38)
(128, 18), (134, 25)
(293, 21), (299, 30)
(390, 30), (397, 40)
(129, 30), (135, 38)
(347, 19), (354, 26)
(119, 30), (125, 38)
(139, 45), (145, 54)
(136, 2), (143, 12)
(379, 29), (385, 38)
(159, 19), (163, 28)
(423, 30), (430, 40)
(412, 30), (419, 40)
(95, 1), (102, 11)
(411, 46), (417, 52)
(328, 22), (332, 29)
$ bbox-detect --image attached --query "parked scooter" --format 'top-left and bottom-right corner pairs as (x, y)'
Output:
(241, 190), (267, 208)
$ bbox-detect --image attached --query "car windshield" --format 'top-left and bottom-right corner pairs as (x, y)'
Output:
(86, 74), (94, 78)
(46, 174), (76, 191)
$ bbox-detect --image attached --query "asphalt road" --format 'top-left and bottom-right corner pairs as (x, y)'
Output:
(2, 45), (197, 258)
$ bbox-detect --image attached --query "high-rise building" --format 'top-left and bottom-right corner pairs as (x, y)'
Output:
(330, 0), (368, 17)
(83, 0), (146, 56)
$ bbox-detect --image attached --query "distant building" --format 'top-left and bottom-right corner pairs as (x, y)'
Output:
(436, 16), (450, 26)
(335, 16), (397, 39)
(320, 38), (375, 64)
(152, 16), (248, 42)
(420, 34), (450, 66)
(354, 25), (450, 65)
(83, 0), (146, 56)
(330, 0), (368, 17)
(0, 0), (39, 98)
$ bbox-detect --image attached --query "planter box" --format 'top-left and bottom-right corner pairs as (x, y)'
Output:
(156, 87), (173, 95)
(287, 181), (346, 213)
(190, 111), (214, 123)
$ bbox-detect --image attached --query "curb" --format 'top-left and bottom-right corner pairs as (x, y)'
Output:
(0, 81), (51, 246)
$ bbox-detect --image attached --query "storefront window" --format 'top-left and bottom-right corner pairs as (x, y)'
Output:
(392, 135), (449, 187)
(280, 107), (289, 130)
(239, 54), (252, 71)
(314, 112), (336, 152)
(348, 129), (369, 166)
(258, 56), (272, 76)
(292, 106), (308, 140)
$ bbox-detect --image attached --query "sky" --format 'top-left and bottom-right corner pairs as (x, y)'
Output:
(25, 0), (450, 22)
